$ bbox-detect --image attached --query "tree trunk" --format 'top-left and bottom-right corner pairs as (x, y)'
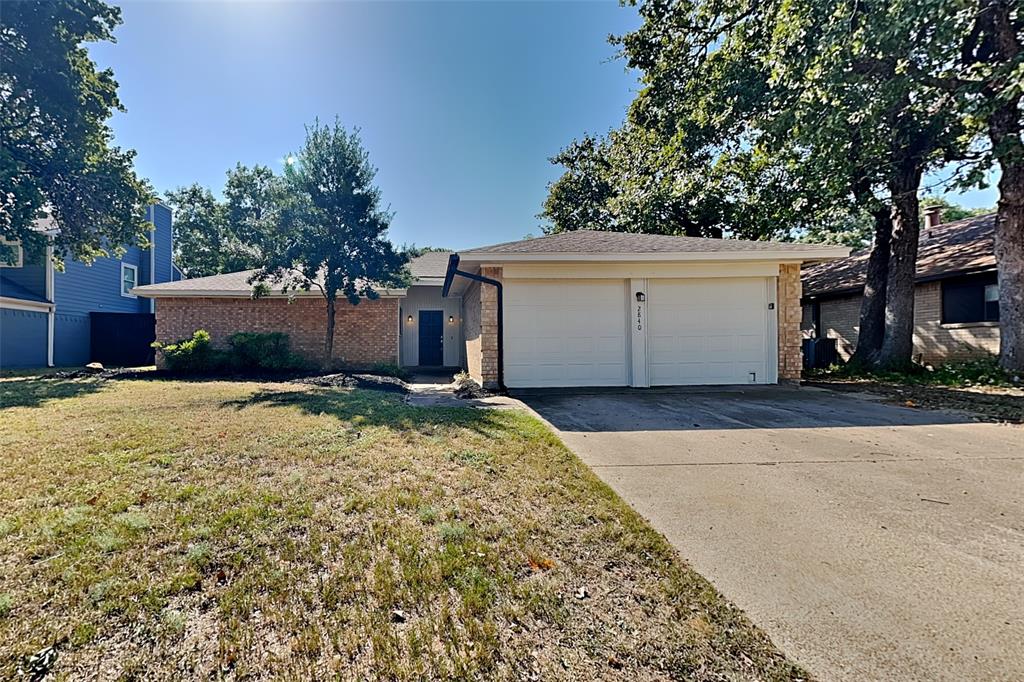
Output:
(876, 165), (923, 370)
(849, 209), (891, 367)
(324, 296), (336, 367)
(982, 0), (1024, 373)
(992, 117), (1024, 373)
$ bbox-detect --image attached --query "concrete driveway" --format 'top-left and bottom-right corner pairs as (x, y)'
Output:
(520, 386), (1024, 682)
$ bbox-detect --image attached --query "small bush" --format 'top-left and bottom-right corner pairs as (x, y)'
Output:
(155, 330), (308, 375)
(928, 357), (1016, 387)
(369, 362), (411, 381)
(808, 355), (1016, 388)
(227, 332), (308, 371)
(153, 330), (228, 374)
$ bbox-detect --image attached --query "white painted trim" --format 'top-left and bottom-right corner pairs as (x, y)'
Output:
(459, 247), (848, 264)
(0, 296), (53, 312)
(629, 278), (649, 388)
(0, 238), (24, 268)
(45, 242), (55, 367)
(766, 277), (779, 384)
(120, 262), (139, 298)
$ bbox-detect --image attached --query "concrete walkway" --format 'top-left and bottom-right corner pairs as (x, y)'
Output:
(520, 386), (1024, 682)
(404, 372), (521, 409)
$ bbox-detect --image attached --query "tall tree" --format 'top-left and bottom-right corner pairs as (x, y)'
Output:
(254, 120), (407, 366)
(0, 0), (152, 264)
(224, 164), (284, 251)
(164, 184), (264, 278)
(929, 0), (1023, 373)
(608, 0), (976, 370)
(166, 165), (288, 278)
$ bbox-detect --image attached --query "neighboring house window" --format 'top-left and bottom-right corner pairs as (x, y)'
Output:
(941, 275), (999, 323)
(0, 238), (23, 268)
(121, 263), (138, 297)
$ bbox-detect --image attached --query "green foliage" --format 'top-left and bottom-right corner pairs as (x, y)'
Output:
(919, 197), (993, 226)
(153, 330), (227, 374)
(252, 119), (409, 364)
(797, 199), (993, 249)
(399, 244), (452, 258)
(0, 0), (153, 264)
(810, 356), (1017, 388)
(164, 165), (283, 278)
(227, 332), (308, 372)
(155, 330), (310, 374)
(255, 119), (409, 304)
(368, 363), (411, 382)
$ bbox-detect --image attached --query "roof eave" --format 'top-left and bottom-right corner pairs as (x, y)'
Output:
(133, 288), (408, 299)
(457, 248), (849, 263)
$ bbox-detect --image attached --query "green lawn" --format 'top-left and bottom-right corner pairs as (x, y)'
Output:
(0, 376), (804, 680)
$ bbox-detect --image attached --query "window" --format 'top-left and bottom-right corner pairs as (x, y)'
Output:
(941, 275), (999, 324)
(121, 263), (138, 297)
(0, 238), (23, 268)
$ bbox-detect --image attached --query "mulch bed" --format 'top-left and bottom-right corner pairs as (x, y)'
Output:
(806, 378), (1024, 424)
(44, 367), (411, 394)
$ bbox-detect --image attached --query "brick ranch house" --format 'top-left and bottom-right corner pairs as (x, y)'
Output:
(134, 231), (847, 388)
(801, 210), (1001, 365)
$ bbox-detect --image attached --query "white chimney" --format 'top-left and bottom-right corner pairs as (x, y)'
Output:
(924, 205), (943, 230)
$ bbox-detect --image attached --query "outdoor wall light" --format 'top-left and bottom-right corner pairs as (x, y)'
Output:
(635, 291), (646, 302)
(448, 315), (455, 324)
(407, 315), (414, 323)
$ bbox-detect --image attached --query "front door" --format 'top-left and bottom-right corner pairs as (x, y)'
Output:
(418, 310), (444, 366)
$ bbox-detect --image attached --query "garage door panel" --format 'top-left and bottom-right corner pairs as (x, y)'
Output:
(648, 278), (769, 386)
(504, 280), (628, 388)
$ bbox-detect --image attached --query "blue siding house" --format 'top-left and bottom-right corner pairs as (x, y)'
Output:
(0, 204), (175, 368)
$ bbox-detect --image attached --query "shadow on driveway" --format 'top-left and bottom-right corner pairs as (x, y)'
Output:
(516, 385), (970, 431)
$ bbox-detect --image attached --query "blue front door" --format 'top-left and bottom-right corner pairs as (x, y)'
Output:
(418, 310), (444, 366)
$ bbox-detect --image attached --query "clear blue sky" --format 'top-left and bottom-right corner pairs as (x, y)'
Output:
(91, 1), (996, 251)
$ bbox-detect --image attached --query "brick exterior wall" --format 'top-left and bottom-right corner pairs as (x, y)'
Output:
(777, 263), (803, 382)
(155, 296), (399, 369)
(459, 267), (502, 388)
(801, 282), (1001, 365)
(478, 266), (502, 388)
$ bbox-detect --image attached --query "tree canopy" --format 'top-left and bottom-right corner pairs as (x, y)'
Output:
(543, 0), (1019, 370)
(164, 165), (283, 278)
(0, 0), (152, 265)
(253, 119), (408, 364)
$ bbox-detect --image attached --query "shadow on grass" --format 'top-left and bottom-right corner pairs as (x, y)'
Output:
(220, 386), (511, 435)
(0, 376), (108, 410)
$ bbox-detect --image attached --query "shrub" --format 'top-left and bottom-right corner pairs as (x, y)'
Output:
(928, 357), (1016, 387)
(152, 330), (227, 374)
(369, 362), (411, 381)
(227, 332), (308, 371)
(155, 330), (311, 374)
(807, 355), (1016, 387)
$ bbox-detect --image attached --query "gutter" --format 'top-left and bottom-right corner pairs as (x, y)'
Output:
(442, 253), (504, 391)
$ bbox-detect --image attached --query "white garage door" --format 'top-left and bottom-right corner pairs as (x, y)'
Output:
(504, 279), (628, 388)
(648, 278), (770, 385)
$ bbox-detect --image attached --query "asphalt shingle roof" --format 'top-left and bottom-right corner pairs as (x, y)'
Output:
(802, 213), (996, 298)
(132, 253), (448, 295)
(407, 251), (451, 280)
(461, 230), (836, 255)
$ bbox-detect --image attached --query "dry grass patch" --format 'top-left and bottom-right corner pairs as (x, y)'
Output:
(0, 376), (806, 680)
